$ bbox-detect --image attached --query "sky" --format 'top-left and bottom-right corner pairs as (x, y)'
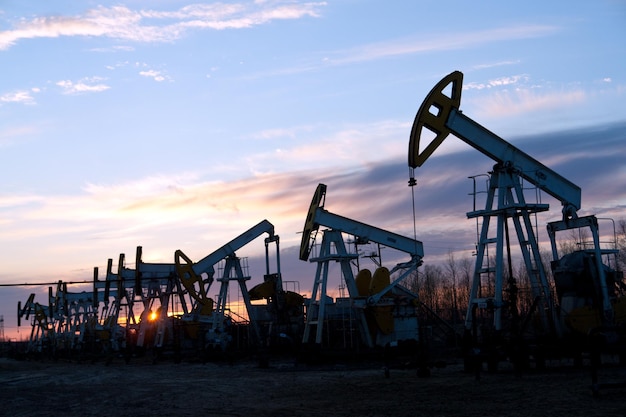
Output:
(1, 0), (625, 340)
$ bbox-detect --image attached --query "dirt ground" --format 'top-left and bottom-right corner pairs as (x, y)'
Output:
(1, 354), (625, 417)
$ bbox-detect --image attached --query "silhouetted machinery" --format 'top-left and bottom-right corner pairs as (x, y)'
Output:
(299, 183), (424, 351)
(18, 292), (57, 354)
(175, 219), (304, 354)
(18, 280), (104, 356)
(13, 71), (623, 375)
(408, 71), (624, 366)
(16, 219), (305, 361)
(99, 246), (205, 357)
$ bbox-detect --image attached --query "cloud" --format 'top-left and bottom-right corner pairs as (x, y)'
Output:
(0, 194), (44, 209)
(471, 88), (586, 118)
(464, 74), (529, 90)
(472, 60), (521, 70)
(139, 69), (170, 82)
(92, 45), (135, 53)
(0, 2), (327, 50)
(0, 121), (623, 343)
(243, 24), (558, 78)
(0, 121), (623, 283)
(327, 25), (558, 66)
(244, 120), (410, 175)
(250, 126), (308, 140)
(0, 89), (38, 104)
(56, 77), (110, 94)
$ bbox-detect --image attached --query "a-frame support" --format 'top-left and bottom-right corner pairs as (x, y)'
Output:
(212, 256), (261, 346)
(302, 229), (373, 348)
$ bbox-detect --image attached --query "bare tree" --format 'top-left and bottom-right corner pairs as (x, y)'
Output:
(419, 264), (444, 314)
(405, 268), (420, 295)
(445, 251), (461, 324)
(617, 219), (626, 272)
(457, 257), (472, 320)
(557, 227), (591, 255)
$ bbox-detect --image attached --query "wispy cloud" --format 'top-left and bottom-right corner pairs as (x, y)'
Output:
(326, 25), (558, 66)
(92, 45), (135, 53)
(250, 126), (309, 140)
(472, 88), (586, 117)
(0, 2), (327, 50)
(0, 88), (38, 104)
(0, 170), (317, 264)
(56, 77), (110, 94)
(105, 60), (131, 70)
(244, 120), (410, 175)
(465, 74), (529, 90)
(246, 24), (559, 78)
(472, 60), (521, 70)
(138, 69), (171, 82)
(0, 122), (623, 280)
(0, 194), (44, 209)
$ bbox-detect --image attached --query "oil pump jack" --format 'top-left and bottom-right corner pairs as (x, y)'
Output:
(95, 246), (191, 357)
(408, 71), (624, 365)
(299, 183), (424, 351)
(174, 219), (303, 353)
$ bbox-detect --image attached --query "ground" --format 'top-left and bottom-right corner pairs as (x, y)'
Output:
(1, 355), (625, 417)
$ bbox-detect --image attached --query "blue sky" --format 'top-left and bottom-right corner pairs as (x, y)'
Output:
(1, 1), (625, 338)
